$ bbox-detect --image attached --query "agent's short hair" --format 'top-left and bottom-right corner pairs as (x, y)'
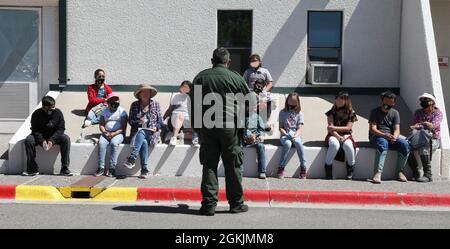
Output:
(212, 47), (230, 64)
(42, 96), (56, 107)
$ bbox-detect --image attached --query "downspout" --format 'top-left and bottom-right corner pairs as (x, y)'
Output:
(58, 0), (68, 90)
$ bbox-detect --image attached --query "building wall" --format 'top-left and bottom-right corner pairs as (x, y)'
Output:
(400, 0), (450, 179)
(66, 0), (402, 87)
(431, 0), (450, 135)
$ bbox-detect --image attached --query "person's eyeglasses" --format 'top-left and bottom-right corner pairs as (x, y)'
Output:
(97, 76), (105, 79)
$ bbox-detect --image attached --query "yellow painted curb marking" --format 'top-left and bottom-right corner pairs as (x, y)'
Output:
(15, 186), (138, 202)
(16, 186), (65, 201)
(92, 188), (138, 202)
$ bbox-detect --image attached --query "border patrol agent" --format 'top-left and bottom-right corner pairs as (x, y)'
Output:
(190, 48), (252, 216)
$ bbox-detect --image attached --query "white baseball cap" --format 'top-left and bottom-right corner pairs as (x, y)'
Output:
(418, 93), (436, 102)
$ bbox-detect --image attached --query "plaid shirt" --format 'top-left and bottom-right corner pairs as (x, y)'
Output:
(412, 108), (443, 140)
(129, 100), (163, 145)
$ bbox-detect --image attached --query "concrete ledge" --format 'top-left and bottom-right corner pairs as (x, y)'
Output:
(0, 160), (7, 175)
(4, 140), (442, 180)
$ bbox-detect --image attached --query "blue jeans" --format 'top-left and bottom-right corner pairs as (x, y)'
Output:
(130, 129), (153, 170)
(98, 134), (124, 169)
(87, 110), (101, 125)
(279, 136), (307, 168)
(249, 142), (267, 173)
(370, 136), (410, 157)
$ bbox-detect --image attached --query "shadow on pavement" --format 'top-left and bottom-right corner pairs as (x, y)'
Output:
(112, 204), (230, 216)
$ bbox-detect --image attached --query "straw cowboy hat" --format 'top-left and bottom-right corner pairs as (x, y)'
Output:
(134, 84), (158, 99)
(418, 93), (436, 102)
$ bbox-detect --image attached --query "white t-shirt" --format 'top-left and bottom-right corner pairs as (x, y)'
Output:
(171, 93), (189, 114)
(101, 106), (128, 132)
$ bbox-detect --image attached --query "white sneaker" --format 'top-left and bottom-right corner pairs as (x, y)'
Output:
(83, 120), (92, 128)
(169, 137), (177, 146)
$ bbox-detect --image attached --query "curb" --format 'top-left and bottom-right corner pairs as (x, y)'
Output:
(3, 185), (450, 207)
(0, 185), (15, 199)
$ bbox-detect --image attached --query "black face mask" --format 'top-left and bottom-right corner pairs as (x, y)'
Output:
(96, 79), (105, 85)
(110, 102), (120, 110)
(420, 100), (431, 109)
(254, 87), (263, 94)
(288, 105), (297, 110)
(383, 104), (394, 110)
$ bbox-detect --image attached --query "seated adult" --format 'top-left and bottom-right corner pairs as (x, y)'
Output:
(22, 96), (72, 176)
(83, 69), (112, 128)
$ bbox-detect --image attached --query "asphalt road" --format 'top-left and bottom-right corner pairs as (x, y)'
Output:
(1, 202), (450, 229)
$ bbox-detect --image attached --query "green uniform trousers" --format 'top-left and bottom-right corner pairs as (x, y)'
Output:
(199, 128), (244, 209)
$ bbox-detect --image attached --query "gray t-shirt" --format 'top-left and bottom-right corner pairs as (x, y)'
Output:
(369, 107), (400, 138)
(279, 110), (304, 134)
(243, 67), (273, 90)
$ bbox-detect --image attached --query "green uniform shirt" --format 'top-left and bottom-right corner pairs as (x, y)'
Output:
(190, 64), (252, 129)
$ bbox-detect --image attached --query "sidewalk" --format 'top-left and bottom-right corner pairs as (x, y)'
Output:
(2, 174), (450, 206)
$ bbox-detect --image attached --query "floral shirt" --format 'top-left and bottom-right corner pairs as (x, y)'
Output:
(129, 100), (163, 145)
(412, 108), (443, 140)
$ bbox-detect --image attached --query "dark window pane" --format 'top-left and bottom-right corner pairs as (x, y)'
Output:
(227, 48), (251, 75)
(308, 48), (340, 62)
(308, 11), (342, 48)
(218, 10), (252, 48)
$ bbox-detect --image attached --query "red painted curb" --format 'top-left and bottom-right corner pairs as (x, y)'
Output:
(136, 188), (450, 207)
(0, 185), (16, 199)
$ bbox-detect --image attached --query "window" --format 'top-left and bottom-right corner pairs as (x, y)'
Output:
(0, 9), (39, 82)
(0, 8), (40, 119)
(218, 10), (252, 74)
(308, 11), (343, 63)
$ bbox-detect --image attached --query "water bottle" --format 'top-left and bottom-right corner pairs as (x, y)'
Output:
(179, 131), (185, 145)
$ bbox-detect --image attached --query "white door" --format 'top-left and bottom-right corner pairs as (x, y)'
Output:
(0, 7), (41, 125)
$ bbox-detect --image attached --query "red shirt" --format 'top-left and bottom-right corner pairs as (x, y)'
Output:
(85, 83), (113, 114)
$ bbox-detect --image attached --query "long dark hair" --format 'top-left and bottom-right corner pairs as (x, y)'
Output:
(332, 91), (353, 114)
(284, 93), (301, 113)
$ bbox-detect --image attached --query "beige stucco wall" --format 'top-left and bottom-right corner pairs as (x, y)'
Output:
(66, 0), (402, 88)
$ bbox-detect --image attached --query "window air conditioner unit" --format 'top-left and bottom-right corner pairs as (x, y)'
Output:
(308, 63), (341, 85)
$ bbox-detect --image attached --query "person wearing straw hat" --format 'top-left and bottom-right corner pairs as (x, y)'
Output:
(190, 47), (252, 216)
(123, 84), (163, 179)
(407, 93), (443, 183)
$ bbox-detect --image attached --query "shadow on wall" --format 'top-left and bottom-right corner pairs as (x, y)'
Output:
(263, 0), (331, 86)
(343, 0), (401, 86)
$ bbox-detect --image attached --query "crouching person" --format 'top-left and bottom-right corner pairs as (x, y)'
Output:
(123, 84), (163, 179)
(408, 93), (442, 183)
(23, 96), (72, 176)
(95, 93), (128, 177)
(369, 92), (410, 184)
(324, 92), (358, 180)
